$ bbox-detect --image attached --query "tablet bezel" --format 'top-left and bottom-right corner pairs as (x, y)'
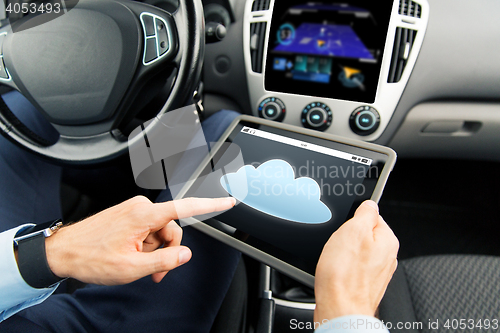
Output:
(175, 115), (397, 288)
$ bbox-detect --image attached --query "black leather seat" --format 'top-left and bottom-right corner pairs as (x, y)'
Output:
(379, 255), (500, 333)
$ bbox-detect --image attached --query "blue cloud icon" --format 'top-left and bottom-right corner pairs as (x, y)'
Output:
(220, 159), (332, 224)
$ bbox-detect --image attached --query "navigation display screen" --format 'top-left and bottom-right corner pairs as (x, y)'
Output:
(265, 1), (393, 103)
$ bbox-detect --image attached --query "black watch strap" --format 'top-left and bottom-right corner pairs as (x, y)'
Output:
(17, 232), (63, 289)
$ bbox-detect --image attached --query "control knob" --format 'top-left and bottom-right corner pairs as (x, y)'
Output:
(258, 97), (286, 122)
(349, 106), (380, 136)
(301, 102), (332, 131)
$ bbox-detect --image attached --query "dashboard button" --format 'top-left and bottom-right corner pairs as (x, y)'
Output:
(258, 97), (286, 122)
(301, 102), (332, 131)
(349, 106), (380, 136)
(357, 111), (375, 130)
(307, 108), (327, 127)
(263, 103), (279, 119)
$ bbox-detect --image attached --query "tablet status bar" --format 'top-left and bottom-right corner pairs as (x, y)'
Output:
(241, 127), (372, 166)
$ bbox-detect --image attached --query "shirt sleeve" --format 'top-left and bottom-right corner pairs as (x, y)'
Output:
(315, 315), (390, 333)
(0, 225), (59, 323)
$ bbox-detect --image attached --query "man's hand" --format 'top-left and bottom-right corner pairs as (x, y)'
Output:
(45, 196), (236, 285)
(314, 200), (399, 323)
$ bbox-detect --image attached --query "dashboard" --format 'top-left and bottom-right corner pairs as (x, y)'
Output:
(203, 0), (500, 162)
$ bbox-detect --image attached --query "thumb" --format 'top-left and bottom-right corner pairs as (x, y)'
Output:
(135, 246), (192, 277)
(352, 200), (380, 229)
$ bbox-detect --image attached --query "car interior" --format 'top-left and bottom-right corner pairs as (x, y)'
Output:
(1, 0), (500, 332)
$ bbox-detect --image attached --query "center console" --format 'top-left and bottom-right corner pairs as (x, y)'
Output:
(242, 0), (429, 321)
(244, 0), (429, 141)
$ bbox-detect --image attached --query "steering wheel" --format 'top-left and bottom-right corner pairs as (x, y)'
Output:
(0, 0), (204, 165)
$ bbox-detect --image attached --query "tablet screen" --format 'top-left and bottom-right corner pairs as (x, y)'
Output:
(183, 121), (390, 275)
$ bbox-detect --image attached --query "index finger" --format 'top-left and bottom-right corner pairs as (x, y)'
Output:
(152, 197), (236, 227)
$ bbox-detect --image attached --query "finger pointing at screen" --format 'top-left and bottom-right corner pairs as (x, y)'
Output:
(43, 196), (236, 285)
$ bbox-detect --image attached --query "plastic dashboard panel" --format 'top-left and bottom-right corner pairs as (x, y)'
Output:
(378, 0), (500, 153)
(243, 0), (429, 142)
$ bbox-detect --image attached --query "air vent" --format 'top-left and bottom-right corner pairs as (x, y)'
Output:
(252, 0), (271, 11)
(250, 22), (267, 73)
(388, 27), (417, 83)
(399, 0), (422, 18)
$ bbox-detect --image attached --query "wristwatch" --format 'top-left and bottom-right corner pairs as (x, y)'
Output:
(13, 219), (66, 289)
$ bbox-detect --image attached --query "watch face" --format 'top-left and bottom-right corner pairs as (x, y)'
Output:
(14, 219), (63, 244)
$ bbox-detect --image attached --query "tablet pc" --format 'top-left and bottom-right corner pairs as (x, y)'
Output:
(175, 116), (396, 288)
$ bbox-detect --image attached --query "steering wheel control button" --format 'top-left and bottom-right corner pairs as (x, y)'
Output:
(349, 106), (380, 136)
(145, 38), (158, 63)
(156, 18), (170, 55)
(0, 32), (9, 81)
(0, 33), (7, 54)
(258, 97), (286, 122)
(301, 102), (332, 131)
(0, 58), (9, 79)
(140, 13), (173, 65)
(143, 15), (155, 36)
